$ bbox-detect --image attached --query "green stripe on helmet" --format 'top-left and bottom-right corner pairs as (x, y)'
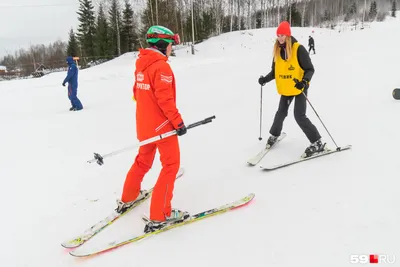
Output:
(146, 25), (174, 44)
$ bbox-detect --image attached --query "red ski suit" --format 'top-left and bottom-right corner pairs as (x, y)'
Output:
(121, 48), (184, 221)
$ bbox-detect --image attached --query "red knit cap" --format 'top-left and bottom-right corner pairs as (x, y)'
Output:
(276, 21), (291, 36)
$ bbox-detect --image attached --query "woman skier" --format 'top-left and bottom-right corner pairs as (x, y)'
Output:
(258, 21), (325, 158)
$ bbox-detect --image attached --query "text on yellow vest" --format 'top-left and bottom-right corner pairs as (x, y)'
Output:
(274, 42), (305, 96)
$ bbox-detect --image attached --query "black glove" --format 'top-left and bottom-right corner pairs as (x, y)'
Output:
(62, 82), (66, 87)
(258, 75), (267, 86)
(293, 78), (309, 91)
(176, 122), (187, 136)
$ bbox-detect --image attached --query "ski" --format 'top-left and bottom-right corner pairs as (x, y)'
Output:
(69, 192), (255, 257)
(247, 132), (287, 166)
(260, 145), (352, 171)
(61, 168), (185, 248)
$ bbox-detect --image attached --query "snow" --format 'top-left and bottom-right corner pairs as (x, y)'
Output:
(1, 14), (399, 267)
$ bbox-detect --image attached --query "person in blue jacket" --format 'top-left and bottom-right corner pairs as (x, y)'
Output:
(62, 56), (83, 111)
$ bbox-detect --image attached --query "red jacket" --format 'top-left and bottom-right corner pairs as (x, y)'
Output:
(133, 48), (183, 141)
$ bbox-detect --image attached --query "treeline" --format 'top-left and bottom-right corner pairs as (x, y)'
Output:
(1, 41), (67, 77)
(68, 0), (139, 67)
(1, 0), (140, 76)
(0, 0), (398, 77)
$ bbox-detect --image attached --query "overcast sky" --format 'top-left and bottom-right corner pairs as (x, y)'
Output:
(0, 0), (82, 58)
(0, 0), (147, 59)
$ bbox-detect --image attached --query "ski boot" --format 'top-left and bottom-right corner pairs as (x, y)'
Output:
(143, 209), (191, 233)
(266, 135), (279, 148)
(115, 190), (148, 214)
(301, 139), (327, 158)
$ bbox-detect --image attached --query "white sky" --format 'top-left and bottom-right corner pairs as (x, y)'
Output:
(0, 0), (146, 59)
(0, 0), (81, 58)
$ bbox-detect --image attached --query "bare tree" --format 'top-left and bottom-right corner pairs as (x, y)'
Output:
(301, 0), (306, 26)
(230, 0), (234, 31)
(277, 0), (280, 25)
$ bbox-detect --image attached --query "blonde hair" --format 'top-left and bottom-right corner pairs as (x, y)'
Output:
(273, 36), (292, 62)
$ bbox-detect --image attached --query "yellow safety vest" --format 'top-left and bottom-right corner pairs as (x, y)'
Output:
(274, 42), (305, 96)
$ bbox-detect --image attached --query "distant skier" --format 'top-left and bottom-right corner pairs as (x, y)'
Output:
(62, 56), (83, 111)
(258, 21), (325, 158)
(308, 36), (315, 54)
(115, 25), (189, 233)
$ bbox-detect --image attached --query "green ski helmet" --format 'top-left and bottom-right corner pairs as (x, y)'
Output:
(146, 25), (180, 46)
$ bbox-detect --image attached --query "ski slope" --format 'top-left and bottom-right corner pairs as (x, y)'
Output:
(1, 16), (399, 267)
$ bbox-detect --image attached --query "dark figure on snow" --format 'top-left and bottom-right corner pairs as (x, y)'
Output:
(258, 21), (325, 158)
(308, 36), (315, 54)
(62, 56), (83, 111)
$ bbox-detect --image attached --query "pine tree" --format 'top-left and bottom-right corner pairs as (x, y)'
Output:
(391, 0), (396, 17)
(345, 2), (357, 22)
(108, 0), (122, 57)
(322, 10), (331, 22)
(141, 0), (155, 32)
(368, 1), (377, 21)
(199, 10), (214, 41)
(76, 0), (96, 64)
(66, 28), (79, 57)
(350, 2), (357, 15)
(95, 3), (110, 59)
(286, 3), (302, 26)
(141, 0), (180, 43)
(121, 0), (138, 53)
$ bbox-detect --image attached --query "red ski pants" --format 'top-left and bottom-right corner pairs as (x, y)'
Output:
(121, 135), (180, 221)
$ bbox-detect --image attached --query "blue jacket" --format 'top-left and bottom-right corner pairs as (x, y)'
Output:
(63, 56), (78, 88)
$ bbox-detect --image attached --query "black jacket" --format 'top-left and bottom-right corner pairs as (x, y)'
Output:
(264, 36), (314, 83)
(308, 37), (314, 47)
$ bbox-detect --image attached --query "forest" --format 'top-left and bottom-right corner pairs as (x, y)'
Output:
(0, 0), (398, 79)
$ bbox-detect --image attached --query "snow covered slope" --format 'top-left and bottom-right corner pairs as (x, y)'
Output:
(0, 15), (399, 267)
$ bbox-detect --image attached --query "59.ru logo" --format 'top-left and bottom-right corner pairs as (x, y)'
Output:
(350, 254), (396, 264)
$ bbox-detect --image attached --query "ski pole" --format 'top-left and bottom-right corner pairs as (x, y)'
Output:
(258, 82), (263, 141)
(302, 91), (339, 149)
(88, 115), (216, 165)
(294, 78), (339, 149)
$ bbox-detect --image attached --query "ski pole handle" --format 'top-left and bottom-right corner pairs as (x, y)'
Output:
(187, 115), (216, 129)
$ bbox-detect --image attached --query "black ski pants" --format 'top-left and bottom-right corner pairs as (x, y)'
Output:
(269, 90), (321, 143)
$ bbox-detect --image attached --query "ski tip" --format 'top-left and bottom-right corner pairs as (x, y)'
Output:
(237, 193), (256, 207)
(61, 244), (75, 249)
(337, 144), (352, 151)
(61, 240), (82, 249)
(69, 250), (86, 257)
(241, 193), (256, 203)
(247, 192), (256, 200)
